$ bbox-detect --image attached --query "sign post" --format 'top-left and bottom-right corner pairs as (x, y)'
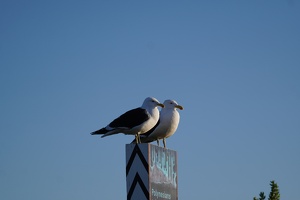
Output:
(126, 143), (178, 200)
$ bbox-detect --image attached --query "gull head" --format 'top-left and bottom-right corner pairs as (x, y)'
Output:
(163, 99), (184, 110)
(142, 97), (164, 108)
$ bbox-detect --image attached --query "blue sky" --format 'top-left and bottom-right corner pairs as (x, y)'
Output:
(1, 0), (299, 199)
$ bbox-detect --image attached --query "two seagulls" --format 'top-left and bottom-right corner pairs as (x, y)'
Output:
(132, 99), (183, 148)
(90, 97), (183, 148)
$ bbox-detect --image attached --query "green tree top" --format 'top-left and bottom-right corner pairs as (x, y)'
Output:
(259, 192), (266, 200)
(268, 180), (280, 200)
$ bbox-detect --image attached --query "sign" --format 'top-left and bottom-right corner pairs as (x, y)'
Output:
(126, 144), (178, 200)
(150, 145), (178, 200)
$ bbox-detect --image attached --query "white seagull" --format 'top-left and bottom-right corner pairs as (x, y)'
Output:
(90, 97), (164, 143)
(132, 99), (183, 148)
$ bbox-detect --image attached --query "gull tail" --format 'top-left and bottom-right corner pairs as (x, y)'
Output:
(101, 131), (119, 138)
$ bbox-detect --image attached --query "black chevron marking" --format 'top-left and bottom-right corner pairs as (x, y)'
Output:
(127, 172), (149, 200)
(126, 144), (149, 176)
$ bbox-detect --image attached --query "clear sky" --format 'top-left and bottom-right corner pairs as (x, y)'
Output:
(1, 0), (299, 199)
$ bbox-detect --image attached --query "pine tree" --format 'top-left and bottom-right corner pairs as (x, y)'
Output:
(259, 192), (266, 200)
(254, 191), (265, 200)
(268, 180), (280, 200)
(253, 180), (280, 200)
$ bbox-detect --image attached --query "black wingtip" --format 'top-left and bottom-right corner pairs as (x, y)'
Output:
(90, 128), (107, 135)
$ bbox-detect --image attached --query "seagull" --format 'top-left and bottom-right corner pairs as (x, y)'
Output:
(90, 97), (164, 143)
(132, 99), (183, 148)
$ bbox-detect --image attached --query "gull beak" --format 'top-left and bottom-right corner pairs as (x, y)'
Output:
(158, 103), (164, 108)
(175, 105), (184, 110)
